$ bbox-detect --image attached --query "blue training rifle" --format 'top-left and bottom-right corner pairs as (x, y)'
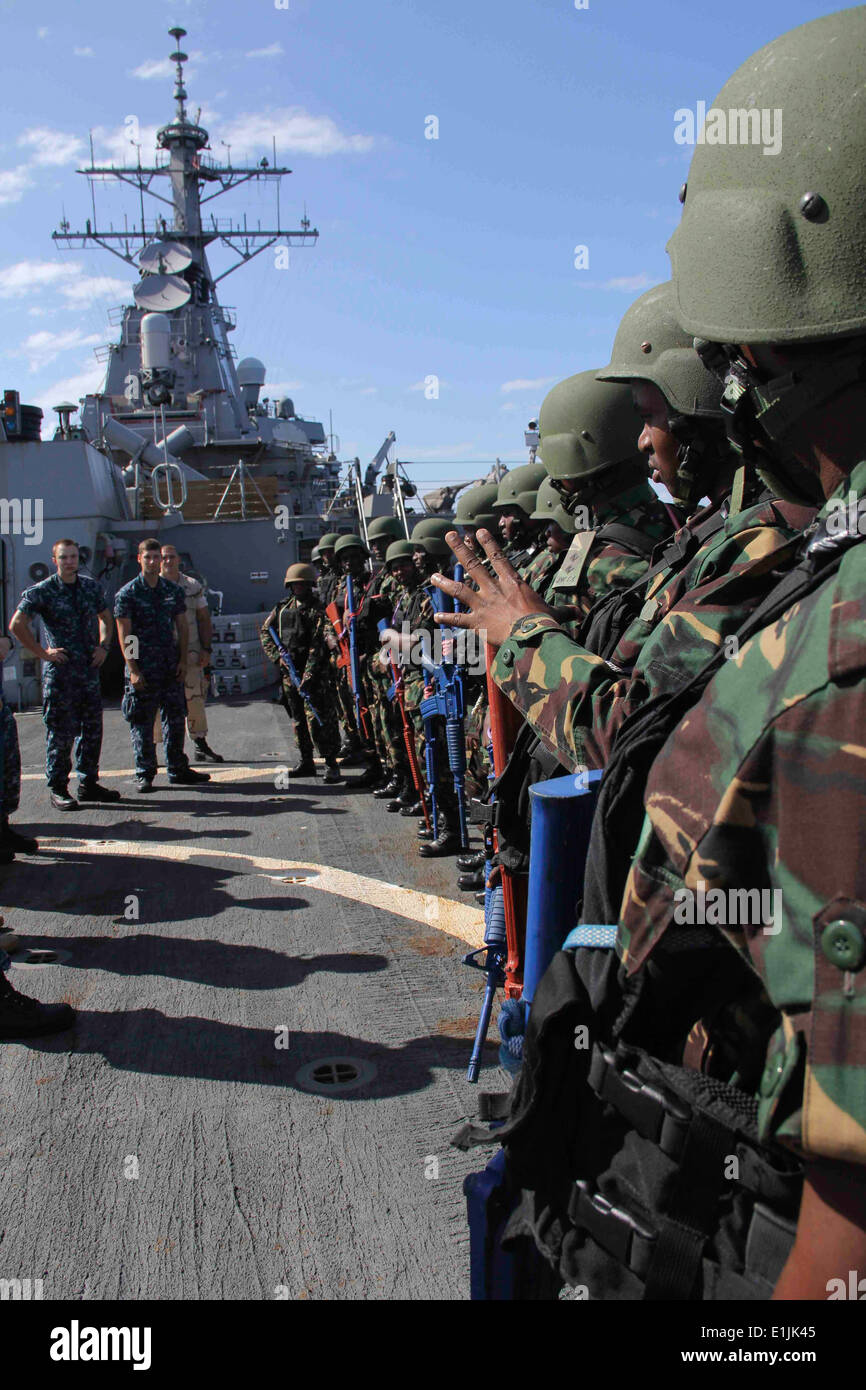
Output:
(267, 624), (322, 725)
(420, 563), (468, 850)
(344, 572), (371, 739)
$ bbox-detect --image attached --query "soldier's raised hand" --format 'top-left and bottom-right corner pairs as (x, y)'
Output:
(430, 529), (552, 649)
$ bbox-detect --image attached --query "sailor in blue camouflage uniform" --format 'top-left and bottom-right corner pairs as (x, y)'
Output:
(114, 539), (210, 793)
(11, 537), (120, 811)
(0, 635), (37, 858)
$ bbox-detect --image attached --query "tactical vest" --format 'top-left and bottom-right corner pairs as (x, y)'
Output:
(458, 515), (865, 1300)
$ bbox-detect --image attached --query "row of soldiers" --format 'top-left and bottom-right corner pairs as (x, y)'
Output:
(263, 5), (866, 1300)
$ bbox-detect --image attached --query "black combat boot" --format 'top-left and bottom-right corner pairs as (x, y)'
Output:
(457, 851), (485, 872)
(168, 766), (211, 785)
(387, 782), (417, 813)
(458, 868), (486, 891)
(0, 971), (75, 1040)
(49, 785), (78, 811)
(374, 775), (403, 799)
(354, 760), (384, 789)
(418, 812), (461, 858)
(77, 781), (121, 804)
(193, 738), (224, 763)
(0, 818), (38, 853)
(400, 800), (424, 817)
(322, 762), (343, 784)
(288, 762), (317, 777)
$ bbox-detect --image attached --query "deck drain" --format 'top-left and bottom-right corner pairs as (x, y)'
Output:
(295, 1056), (377, 1095)
(14, 948), (72, 968)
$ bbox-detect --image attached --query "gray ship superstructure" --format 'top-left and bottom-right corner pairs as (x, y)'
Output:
(2, 27), (351, 706)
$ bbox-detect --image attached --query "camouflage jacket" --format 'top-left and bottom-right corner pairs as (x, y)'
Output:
(333, 573), (389, 660)
(521, 546), (562, 595)
(546, 483), (672, 619)
(617, 461), (866, 1166)
(18, 572), (107, 678)
(491, 493), (809, 773)
(390, 580), (435, 704)
(260, 594), (330, 685)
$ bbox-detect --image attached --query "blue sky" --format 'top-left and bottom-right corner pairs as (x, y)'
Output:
(0, 0), (845, 496)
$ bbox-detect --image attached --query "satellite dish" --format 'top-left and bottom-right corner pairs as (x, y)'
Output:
(29, 562), (50, 583)
(139, 240), (192, 275)
(133, 274), (191, 312)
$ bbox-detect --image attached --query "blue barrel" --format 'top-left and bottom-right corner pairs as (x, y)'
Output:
(522, 770), (603, 1005)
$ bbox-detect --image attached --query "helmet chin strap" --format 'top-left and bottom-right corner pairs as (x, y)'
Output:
(695, 340), (828, 507)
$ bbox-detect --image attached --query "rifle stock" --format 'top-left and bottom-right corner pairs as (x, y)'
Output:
(486, 642), (527, 998)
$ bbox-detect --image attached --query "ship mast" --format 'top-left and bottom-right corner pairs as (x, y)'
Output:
(51, 26), (318, 283)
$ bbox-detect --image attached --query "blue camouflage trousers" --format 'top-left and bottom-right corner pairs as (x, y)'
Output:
(0, 698), (21, 819)
(43, 668), (103, 789)
(121, 672), (187, 779)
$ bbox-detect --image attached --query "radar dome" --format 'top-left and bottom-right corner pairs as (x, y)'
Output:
(237, 357), (266, 409)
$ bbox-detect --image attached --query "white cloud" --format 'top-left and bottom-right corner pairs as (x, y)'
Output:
(359, 386), (377, 396)
(263, 381), (304, 396)
(60, 274), (131, 306)
(91, 122), (162, 163)
(0, 167), (32, 205)
(575, 273), (655, 293)
(0, 261), (71, 297)
(501, 401), (516, 412)
(20, 329), (101, 371)
(31, 363), (105, 418)
(130, 51), (206, 82)
(37, 27), (49, 39)
(130, 57), (174, 81)
(246, 43), (284, 59)
(218, 108), (374, 158)
(500, 376), (556, 394)
(74, 47), (94, 58)
(0, 261), (130, 307)
(18, 128), (84, 167)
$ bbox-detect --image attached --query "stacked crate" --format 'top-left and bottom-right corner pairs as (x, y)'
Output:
(209, 612), (279, 697)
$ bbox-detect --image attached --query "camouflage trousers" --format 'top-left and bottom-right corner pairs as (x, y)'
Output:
(284, 677), (340, 764)
(155, 658), (208, 744)
(464, 684), (491, 801)
(370, 658), (409, 779)
(335, 663), (361, 748)
(121, 673), (187, 779)
(43, 668), (103, 789)
(0, 697), (21, 818)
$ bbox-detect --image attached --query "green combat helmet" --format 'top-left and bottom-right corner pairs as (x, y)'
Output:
(317, 532), (340, 552)
(384, 539), (416, 566)
(410, 516), (453, 543)
(333, 533), (369, 559)
(284, 563), (318, 586)
(491, 463), (547, 516)
(530, 475), (576, 535)
(596, 280), (728, 507)
(366, 516), (405, 544)
(667, 8), (866, 503)
(454, 484), (500, 533)
(539, 370), (646, 512)
(417, 536), (451, 558)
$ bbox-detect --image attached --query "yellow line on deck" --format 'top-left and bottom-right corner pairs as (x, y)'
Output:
(36, 838), (486, 950)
